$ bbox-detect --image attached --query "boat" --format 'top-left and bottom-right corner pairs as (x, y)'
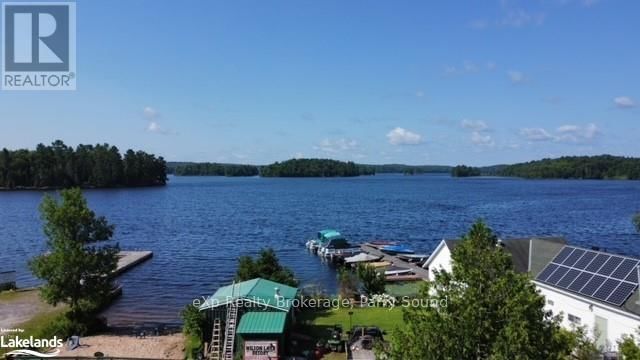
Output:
(318, 234), (359, 259)
(306, 229), (342, 253)
(383, 266), (413, 276)
(380, 244), (415, 255)
(397, 254), (429, 264)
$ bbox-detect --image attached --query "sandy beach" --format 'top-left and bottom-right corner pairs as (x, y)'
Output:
(56, 334), (185, 359)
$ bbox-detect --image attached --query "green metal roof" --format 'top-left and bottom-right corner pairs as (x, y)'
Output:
(199, 278), (298, 311)
(237, 312), (287, 334)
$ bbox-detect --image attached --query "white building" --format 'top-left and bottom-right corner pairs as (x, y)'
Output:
(422, 237), (640, 352)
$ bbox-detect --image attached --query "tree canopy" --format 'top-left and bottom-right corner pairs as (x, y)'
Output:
(173, 162), (259, 177)
(235, 248), (298, 287)
(498, 155), (640, 179)
(451, 165), (482, 177)
(386, 221), (572, 359)
(29, 188), (119, 331)
(0, 140), (167, 189)
(260, 158), (373, 177)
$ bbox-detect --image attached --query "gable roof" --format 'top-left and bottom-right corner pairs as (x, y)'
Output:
(199, 278), (298, 312)
(424, 237), (566, 275)
(237, 312), (287, 334)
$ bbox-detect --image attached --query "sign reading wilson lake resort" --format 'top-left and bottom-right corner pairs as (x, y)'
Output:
(244, 341), (278, 360)
(2, 1), (76, 90)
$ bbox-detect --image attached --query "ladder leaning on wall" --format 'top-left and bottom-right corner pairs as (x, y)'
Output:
(207, 318), (222, 360)
(222, 282), (239, 360)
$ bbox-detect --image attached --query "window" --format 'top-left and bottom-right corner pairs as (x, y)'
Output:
(568, 314), (581, 325)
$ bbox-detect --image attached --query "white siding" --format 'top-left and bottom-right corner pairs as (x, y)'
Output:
(537, 282), (640, 352)
(426, 244), (452, 281)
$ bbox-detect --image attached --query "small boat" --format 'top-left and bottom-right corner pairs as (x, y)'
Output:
(397, 254), (429, 264)
(306, 229), (342, 253)
(384, 266), (414, 276)
(380, 244), (415, 255)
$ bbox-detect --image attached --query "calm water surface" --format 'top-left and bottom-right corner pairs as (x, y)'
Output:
(1, 175), (639, 325)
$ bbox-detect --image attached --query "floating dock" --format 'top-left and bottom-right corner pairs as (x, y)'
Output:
(114, 251), (153, 276)
(360, 244), (431, 281)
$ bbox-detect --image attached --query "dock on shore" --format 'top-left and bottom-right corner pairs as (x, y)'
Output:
(360, 244), (431, 280)
(114, 251), (153, 276)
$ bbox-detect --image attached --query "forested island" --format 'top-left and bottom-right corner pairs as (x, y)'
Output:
(172, 162), (259, 177)
(0, 140), (167, 189)
(451, 165), (481, 177)
(260, 158), (374, 177)
(499, 155), (640, 179)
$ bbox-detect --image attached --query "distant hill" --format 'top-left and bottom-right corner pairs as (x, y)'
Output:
(498, 155), (640, 180)
(261, 158), (371, 177)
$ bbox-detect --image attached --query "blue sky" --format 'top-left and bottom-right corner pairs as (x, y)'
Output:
(1, 0), (638, 166)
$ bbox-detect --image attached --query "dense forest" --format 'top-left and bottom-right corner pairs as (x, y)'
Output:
(260, 158), (374, 177)
(499, 155), (640, 179)
(173, 162), (259, 176)
(363, 164), (451, 174)
(0, 140), (167, 189)
(451, 165), (481, 177)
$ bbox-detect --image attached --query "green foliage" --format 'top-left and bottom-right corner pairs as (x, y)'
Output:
(174, 162), (259, 176)
(619, 331), (640, 360)
(29, 188), (119, 326)
(337, 268), (359, 299)
(184, 333), (203, 360)
(235, 248), (298, 287)
(181, 304), (205, 337)
(0, 140), (166, 189)
(451, 165), (481, 177)
(366, 164), (451, 174)
(356, 264), (386, 296)
(260, 158), (370, 177)
(386, 220), (573, 360)
(499, 155), (640, 179)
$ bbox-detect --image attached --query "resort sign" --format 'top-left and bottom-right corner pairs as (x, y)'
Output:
(244, 341), (278, 360)
(1, 1), (76, 90)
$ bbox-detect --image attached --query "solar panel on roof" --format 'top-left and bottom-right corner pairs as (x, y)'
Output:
(537, 245), (639, 307)
(557, 269), (581, 288)
(580, 274), (607, 297)
(536, 263), (559, 282)
(593, 279), (621, 301)
(612, 259), (639, 279)
(563, 249), (585, 267)
(585, 254), (610, 273)
(567, 272), (593, 292)
(607, 282), (637, 306)
(574, 251), (597, 269)
(547, 266), (570, 285)
(598, 256), (624, 277)
(552, 247), (574, 264)
(626, 267), (639, 283)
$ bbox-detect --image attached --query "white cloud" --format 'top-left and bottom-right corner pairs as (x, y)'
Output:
(461, 119), (489, 132)
(147, 121), (161, 133)
(314, 138), (358, 153)
(507, 70), (526, 84)
(614, 96), (635, 109)
(501, 9), (545, 27)
(471, 131), (495, 147)
(520, 128), (555, 141)
(520, 124), (600, 143)
(386, 127), (423, 145)
(143, 106), (158, 119)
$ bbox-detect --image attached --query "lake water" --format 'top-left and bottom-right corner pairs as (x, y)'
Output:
(1, 174), (639, 325)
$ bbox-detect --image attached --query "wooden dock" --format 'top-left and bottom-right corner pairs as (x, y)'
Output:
(114, 251), (153, 276)
(360, 244), (431, 281)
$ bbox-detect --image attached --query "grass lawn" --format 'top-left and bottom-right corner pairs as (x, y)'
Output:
(385, 281), (423, 297)
(298, 306), (404, 339)
(0, 290), (68, 356)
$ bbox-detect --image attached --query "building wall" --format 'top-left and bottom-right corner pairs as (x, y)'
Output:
(537, 283), (640, 352)
(426, 244), (452, 280)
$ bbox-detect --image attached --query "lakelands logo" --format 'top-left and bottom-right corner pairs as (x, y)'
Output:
(1, 1), (76, 90)
(0, 333), (64, 357)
